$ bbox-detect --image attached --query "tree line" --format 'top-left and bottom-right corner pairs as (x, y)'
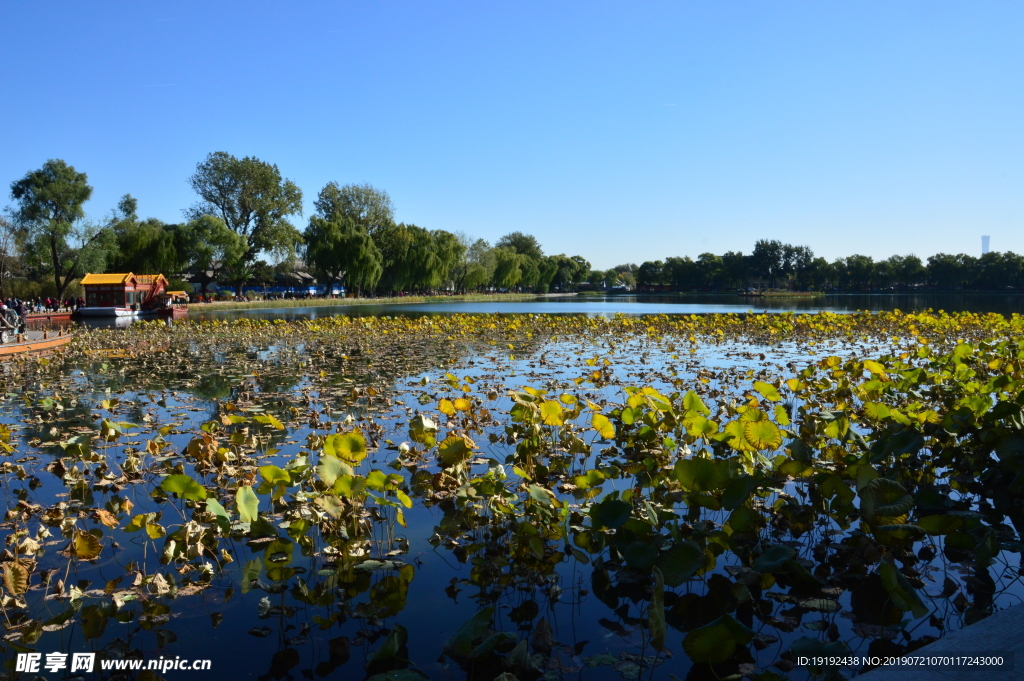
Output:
(0, 154), (593, 300)
(4, 156), (1016, 302)
(634, 239), (1024, 291)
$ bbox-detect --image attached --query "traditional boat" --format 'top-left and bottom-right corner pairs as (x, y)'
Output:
(74, 273), (186, 318)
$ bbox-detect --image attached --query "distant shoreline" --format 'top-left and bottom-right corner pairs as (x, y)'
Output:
(193, 291), (576, 313)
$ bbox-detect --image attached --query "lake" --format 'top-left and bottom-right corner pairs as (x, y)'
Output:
(190, 293), (1024, 323)
(2, 310), (1022, 680)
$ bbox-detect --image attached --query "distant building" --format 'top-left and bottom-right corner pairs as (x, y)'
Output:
(982, 235), (991, 255)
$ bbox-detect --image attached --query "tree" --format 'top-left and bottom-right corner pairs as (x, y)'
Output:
(496, 232), (544, 261)
(460, 238), (495, 291)
(187, 152), (303, 291)
(106, 195), (185, 275)
(570, 256), (591, 284)
(696, 253), (723, 289)
(894, 255), (925, 288)
(315, 182), (394, 237)
(250, 261), (277, 290)
(375, 223), (415, 293)
(613, 263), (638, 288)
(842, 254), (875, 289)
(431, 230), (466, 291)
(787, 245), (815, 289)
(665, 256), (698, 289)
(637, 260), (665, 287)
(178, 215), (247, 296)
(926, 253), (962, 289)
(750, 239), (784, 288)
(720, 251), (748, 289)
(536, 257), (558, 292)
(303, 214), (382, 295)
(492, 248), (525, 289)
(10, 159), (112, 301)
(519, 256), (542, 290)
(546, 254), (579, 291)
(0, 214), (17, 297)
(804, 257), (835, 290)
(405, 226), (443, 292)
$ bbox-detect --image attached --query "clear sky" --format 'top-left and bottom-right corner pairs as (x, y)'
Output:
(2, 2), (1021, 269)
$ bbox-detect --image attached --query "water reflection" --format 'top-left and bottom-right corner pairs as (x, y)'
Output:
(188, 293), (1024, 324)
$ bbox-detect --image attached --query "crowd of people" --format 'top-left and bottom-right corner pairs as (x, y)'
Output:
(1, 297), (84, 318)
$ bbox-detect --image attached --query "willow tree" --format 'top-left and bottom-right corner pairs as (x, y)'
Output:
(303, 214), (381, 296)
(462, 238), (495, 291)
(374, 223), (414, 293)
(106, 195), (185, 275)
(492, 247), (524, 289)
(10, 159), (112, 301)
(431, 230), (466, 291)
(404, 225), (443, 292)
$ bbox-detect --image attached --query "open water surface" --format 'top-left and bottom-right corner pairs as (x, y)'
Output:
(189, 293), (1024, 324)
(4, 303), (1023, 680)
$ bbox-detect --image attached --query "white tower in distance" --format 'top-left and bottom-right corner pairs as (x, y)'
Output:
(982, 235), (991, 255)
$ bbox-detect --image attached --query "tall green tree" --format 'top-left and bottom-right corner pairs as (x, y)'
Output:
(374, 223), (415, 293)
(0, 215), (17, 297)
(665, 256), (698, 289)
(492, 247), (525, 289)
(10, 159), (112, 301)
(637, 260), (666, 287)
(459, 237), (495, 291)
(106, 195), (185, 274)
(314, 182), (394, 237)
(926, 253), (964, 288)
(696, 253), (723, 288)
(431, 230), (466, 291)
(750, 239), (784, 288)
(496, 232), (544, 261)
(187, 152), (303, 291)
(546, 254), (578, 291)
(303, 214), (382, 295)
(404, 226), (443, 291)
(841, 254), (875, 289)
(178, 215), (247, 296)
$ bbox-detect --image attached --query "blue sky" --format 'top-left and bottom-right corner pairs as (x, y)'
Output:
(2, 2), (1021, 269)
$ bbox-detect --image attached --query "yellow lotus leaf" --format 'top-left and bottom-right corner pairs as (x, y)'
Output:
(540, 400), (564, 426)
(743, 420), (782, 451)
(591, 413), (615, 439)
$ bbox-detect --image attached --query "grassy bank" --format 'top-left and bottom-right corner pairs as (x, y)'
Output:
(737, 290), (825, 298)
(193, 292), (561, 312)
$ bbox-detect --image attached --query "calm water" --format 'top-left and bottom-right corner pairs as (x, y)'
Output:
(9, 300), (1023, 680)
(66, 293), (1024, 329)
(189, 293), (1024, 324)
(6, 327), (936, 681)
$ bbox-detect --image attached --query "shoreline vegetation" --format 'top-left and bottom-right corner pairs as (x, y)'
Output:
(737, 290), (825, 298)
(8, 156), (1023, 308)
